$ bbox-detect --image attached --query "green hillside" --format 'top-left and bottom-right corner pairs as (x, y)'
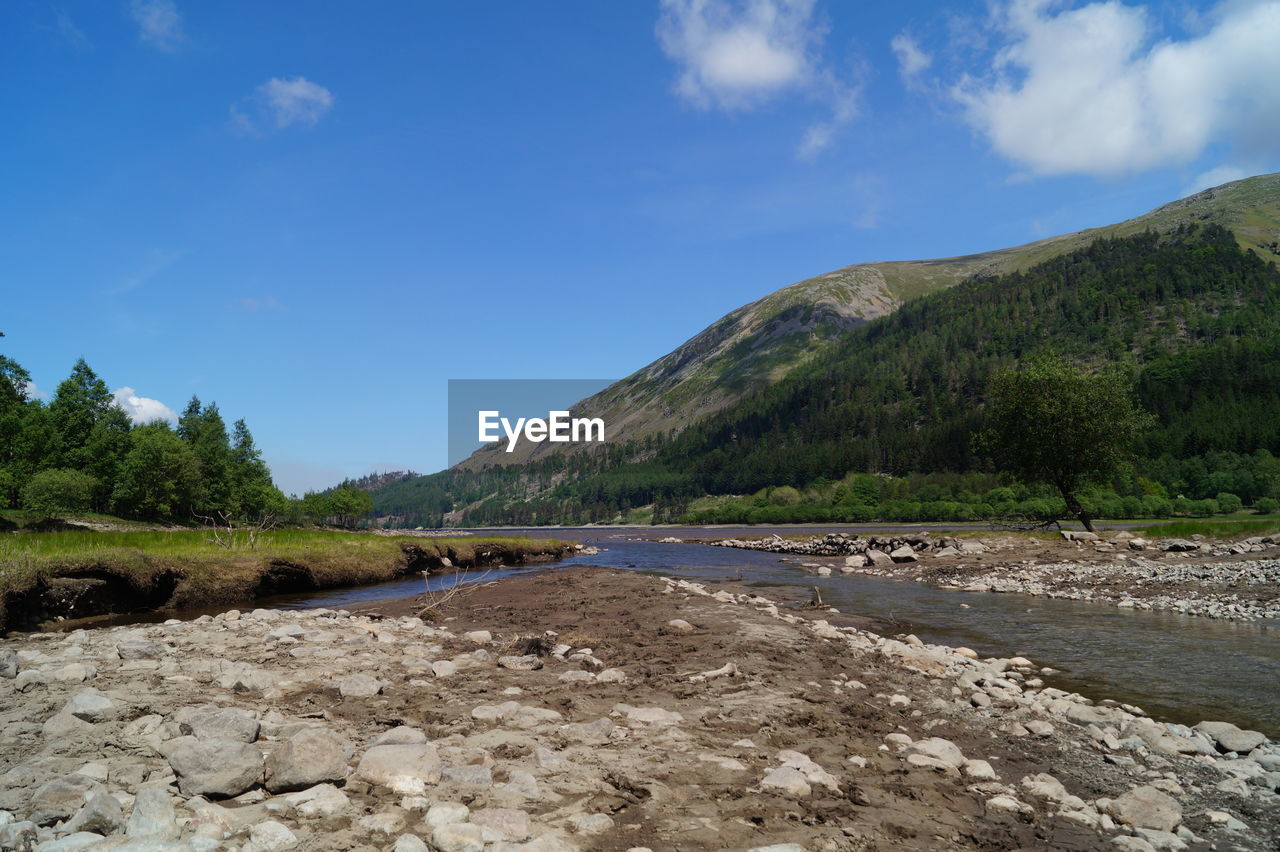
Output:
(368, 173), (1280, 526)
(457, 172), (1280, 470)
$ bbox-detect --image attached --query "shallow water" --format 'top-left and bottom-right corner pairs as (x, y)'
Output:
(260, 529), (1280, 738)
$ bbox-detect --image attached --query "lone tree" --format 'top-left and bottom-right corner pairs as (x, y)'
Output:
(978, 355), (1152, 532)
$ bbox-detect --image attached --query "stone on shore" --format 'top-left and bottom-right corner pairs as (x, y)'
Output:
(338, 673), (383, 697)
(126, 788), (178, 838)
(176, 704), (261, 743)
(164, 736), (264, 798)
(1194, 721), (1268, 754)
(354, 744), (442, 792)
(1107, 785), (1182, 832)
(265, 727), (349, 792)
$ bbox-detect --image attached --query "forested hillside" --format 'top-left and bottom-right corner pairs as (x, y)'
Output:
(371, 224), (1280, 526)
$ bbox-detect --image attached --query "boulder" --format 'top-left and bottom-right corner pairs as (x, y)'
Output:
(889, 546), (918, 563)
(338, 674), (382, 698)
(760, 766), (811, 797)
(905, 738), (965, 769)
(1107, 785), (1182, 832)
(27, 774), (102, 826)
(280, 783), (350, 819)
(177, 704), (260, 743)
(265, 727), (349, 793)
(126, 788), (178, 838)
(245, 819), (298, 851)
(165, 736), (264, 798)
(116, 640), (167, 660)
(866, 549), (894, 567)
(63, 688), (118, 722)
(1194, 721), (1268, 754)
(497, 655), (543, 671)
(62, 791), (124, 835)
(353, 744), (442, 792)
(432, 823), (486, 852)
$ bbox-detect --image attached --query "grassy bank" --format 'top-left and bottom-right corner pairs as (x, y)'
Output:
(0, 529), (573, 632)
(1139, 516), (1280, 540)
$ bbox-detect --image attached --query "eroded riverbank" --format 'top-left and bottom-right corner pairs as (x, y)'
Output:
(1, 567), (1277, 851)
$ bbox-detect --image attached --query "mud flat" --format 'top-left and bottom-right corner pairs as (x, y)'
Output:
(1, 566), (1277, 851)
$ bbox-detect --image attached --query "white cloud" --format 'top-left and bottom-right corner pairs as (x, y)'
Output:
(129, 0), (183, 52)
(112, 387), (177, 424)
(656, 0), (858, 157)
(1183, 164), (1249, 197)
(232, 77), (334, 133)
(953, 0), (1280, 177)
(890, 33), (931, 84)
(25, 381), (49, 401)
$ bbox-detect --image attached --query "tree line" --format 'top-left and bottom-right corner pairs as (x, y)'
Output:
(0, 353), (374, 527)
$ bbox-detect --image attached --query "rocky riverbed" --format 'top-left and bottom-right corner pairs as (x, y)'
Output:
(1, 566), (1278, 851)
(710, 531), (1280, 621)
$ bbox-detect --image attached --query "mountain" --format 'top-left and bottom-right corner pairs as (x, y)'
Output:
(458, 171), (1280, 470)
(367, 172), (1280, 526)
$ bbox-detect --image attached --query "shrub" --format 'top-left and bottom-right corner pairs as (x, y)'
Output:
(768, 486), (802, 507)
(1141, 496), (1173, 518)
(1190, 499), (1219, 517)
(1254, 497), (1279, 515)
(21, 468), (98, 520)
(1215, 492), (1243, 514)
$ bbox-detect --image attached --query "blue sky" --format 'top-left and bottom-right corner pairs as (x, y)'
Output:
(4, 0), (1279, 494)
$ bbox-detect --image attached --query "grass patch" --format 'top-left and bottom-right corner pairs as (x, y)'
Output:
(1139, 517), (1280, 540)
(1, 529), (573, 631)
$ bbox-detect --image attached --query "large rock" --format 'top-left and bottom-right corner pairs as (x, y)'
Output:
(0, 648), (17, 678)
(63, 688), (118, 722)
(116, 640), (167, 660)
(905, 738), (965, 769)
(338, 674), (382, 697)
(126, 788), (178, 838)
(1106, 785), (1182, 832)
(1194, 721), (1268, 754)
(353, 744), (442, 792)
(176, 704), (261, 743)
(760, 766), (811, 797)
(889, 546), (918, 563)
(62, 791), (124, 835)
(27, 775), (102, 826)
(165, 736), (264, 798)
(432, 823), (485, 852)
(280, 783), (350, 818)
(265, 727), (349, 792)
(866, 549), (894, 567)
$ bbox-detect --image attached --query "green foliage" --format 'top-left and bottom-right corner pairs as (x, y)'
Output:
(0, 353), (281, 524)
(21, 468), (98, 520)
(1215, 492), (1243, 514)
(978, 355), (1153, 529)
(110, 424), (202, 520)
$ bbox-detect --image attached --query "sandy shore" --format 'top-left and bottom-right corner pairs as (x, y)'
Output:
(1, 566), (1277, 851)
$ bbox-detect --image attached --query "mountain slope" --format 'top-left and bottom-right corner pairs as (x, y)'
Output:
(460, 172), (1280, 470)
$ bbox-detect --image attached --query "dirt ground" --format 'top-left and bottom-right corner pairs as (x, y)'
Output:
(339, 566), (1205, 851)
